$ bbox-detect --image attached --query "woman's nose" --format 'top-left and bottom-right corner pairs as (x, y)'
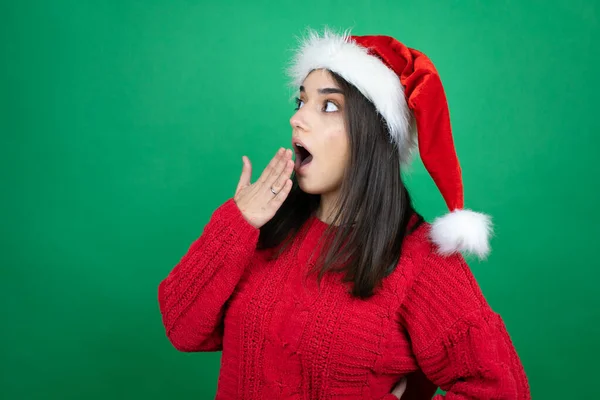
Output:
(289, 114), (300, 129)
(289, 110), (305, 130)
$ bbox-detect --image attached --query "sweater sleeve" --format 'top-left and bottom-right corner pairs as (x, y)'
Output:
(158, 198), (260, 352)
(399, 249), (531, 399)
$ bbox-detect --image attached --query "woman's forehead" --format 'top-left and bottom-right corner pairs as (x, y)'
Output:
(301, 69), (340, 91)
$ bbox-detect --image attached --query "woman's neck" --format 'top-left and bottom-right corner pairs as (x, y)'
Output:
(315, 191), (340, 224)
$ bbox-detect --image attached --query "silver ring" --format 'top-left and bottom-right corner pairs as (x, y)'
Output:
(270, 186), (278, 195)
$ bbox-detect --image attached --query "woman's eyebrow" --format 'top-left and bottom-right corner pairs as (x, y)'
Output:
(299, 86), (343, 95)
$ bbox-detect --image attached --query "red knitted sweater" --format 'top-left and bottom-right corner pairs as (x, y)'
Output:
(158, 199), (531, 399)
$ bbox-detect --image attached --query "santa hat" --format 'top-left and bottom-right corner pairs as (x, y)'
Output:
(288, 29), (493, 259)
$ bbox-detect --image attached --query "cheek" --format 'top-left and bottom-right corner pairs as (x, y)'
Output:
(324, 127), (349, 167)
(300, 126), (348, 194)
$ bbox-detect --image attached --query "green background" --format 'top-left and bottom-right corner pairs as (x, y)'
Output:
(2, 0), (599, 399)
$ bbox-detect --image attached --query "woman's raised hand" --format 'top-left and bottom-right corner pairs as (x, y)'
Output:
(235, 148), (295, 229)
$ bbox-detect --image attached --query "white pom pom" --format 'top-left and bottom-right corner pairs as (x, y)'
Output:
(429, 209), (493, 259)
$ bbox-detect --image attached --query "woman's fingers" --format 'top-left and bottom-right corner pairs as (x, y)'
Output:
(236, 156), (252, 196)
(257, 148), (285, 185)
(269, 158), (294, 195)
(265, 148), (292, 187)
(233, 147), (294, 229)
(262, 148), (292, 187)
(269, 178), (293, 208)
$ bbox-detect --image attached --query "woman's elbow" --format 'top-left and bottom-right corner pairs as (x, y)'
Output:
(164, 325), (223, 352)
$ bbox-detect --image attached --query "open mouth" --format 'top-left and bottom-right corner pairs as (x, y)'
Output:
(294, 143), (313, 168)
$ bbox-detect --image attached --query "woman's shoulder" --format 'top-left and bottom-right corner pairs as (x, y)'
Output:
(385, 219), (474, 296)
(403, 218), (435, 255)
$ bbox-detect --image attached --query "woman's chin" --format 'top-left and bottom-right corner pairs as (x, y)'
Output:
(297, 179), (321, 195)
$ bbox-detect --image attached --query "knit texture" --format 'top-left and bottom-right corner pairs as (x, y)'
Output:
(158, 199), (530, 399)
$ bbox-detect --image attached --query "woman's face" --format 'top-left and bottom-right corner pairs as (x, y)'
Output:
(290, 69), (350, 196)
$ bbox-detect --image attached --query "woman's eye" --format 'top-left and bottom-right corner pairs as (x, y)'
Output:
(324, 101), (338, 112)
(294, 98), (304, 110)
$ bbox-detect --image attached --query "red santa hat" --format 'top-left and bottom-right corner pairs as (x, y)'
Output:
(288, 29), (493, 259)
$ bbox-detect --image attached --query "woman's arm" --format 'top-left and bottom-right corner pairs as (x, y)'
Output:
(398, 249), (531, 399)
(158, 198), (259, 352)
(158, 148), (294, 352)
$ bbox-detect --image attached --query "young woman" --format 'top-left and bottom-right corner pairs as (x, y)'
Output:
(158, 30), (531, 399)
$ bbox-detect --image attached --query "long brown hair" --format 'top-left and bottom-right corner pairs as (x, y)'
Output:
(258, 70), (423, 299)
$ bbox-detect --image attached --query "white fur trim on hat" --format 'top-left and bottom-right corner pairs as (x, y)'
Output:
(429, 209), (493, 259)
(288, 29), (417, 163)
